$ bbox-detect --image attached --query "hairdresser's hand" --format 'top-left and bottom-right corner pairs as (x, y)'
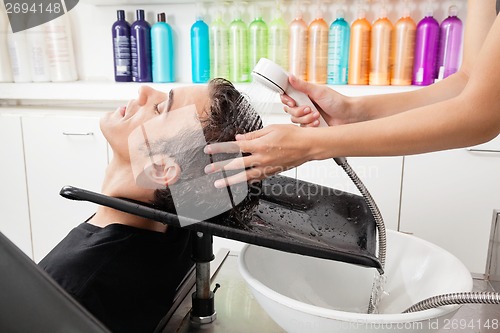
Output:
(204, 124), (314, 187)
(281, 75), (353, 127)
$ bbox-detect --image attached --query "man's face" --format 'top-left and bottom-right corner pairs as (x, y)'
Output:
(100, 85), (210, 162)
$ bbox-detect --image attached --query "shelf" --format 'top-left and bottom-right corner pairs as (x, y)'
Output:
(0, 81), (421, 102)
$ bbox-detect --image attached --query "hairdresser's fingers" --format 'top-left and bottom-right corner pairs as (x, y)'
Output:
(204, 155), (253, 174)
(235, 126), (272, 142)
(283, 105), (310, 117)
(204, 142), (242, 155)
(213, 166), (284, 188)
(280, 94), (297, 108)
(289, 75), (324, 100)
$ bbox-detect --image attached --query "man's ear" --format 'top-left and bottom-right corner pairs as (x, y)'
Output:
(144, 156), (181, 187)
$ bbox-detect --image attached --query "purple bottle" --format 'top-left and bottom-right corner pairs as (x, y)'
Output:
(112, 10), (132, 82)
(436, 5), (463, 80)
(412, 9), (440, 86)
(131, 9), (152, 82)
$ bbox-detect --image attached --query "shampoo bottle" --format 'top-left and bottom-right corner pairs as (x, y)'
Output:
(307, 8), (329, 84)
(7, 30), (32, 82)
(210, 10), (229, 79)
(288, 7), (308, 80)
(412, 7), (439, 86)
(131, 9), (152, 82)
(151, 13), (174, 83)
(190, 14), (210, 83)
(0, 6), (13, 82)
(229, 6), (249, 82)
(436, 5), (463, 80)
(391, 5), (416, 86)
(369, 6), (393, 85)
(44, 14), (78, 82)
(327, 9), (350, 85)
(112, 10), (132, 82)
(268, 4), (288, 70)
(348, 5), (371, 85)
(248, 8), (268, 73)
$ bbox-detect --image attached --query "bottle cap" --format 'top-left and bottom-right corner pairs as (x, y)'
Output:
(336, 8), (345, 19)
(117, 10), (125, 20)
(157, 12), (166, 22)
(136, 9), (145, 20)
(448, 5), (459, 17)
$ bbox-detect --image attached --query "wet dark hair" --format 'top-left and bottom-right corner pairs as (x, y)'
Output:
(150, 78), (263, 226)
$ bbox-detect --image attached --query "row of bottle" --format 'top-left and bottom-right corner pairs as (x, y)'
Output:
(112, 5), (462, 86)
(0, 12), (78, 83)
(113, 9), (175, 83)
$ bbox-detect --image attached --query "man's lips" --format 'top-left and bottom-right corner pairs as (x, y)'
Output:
(118, 106), (126, 117)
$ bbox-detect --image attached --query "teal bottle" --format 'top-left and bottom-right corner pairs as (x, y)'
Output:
(248, 14), (268, 72)
(268, 11), (288, 70)
(229, 15), (249, 82)
(210, 14), (229, 79)
(327, 10), (350, 84)
(191, 16), (210, 83)
(151, 13), (174, 82)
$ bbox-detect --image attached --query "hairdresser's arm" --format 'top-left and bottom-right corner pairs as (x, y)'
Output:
(284, 0), (497, 126)
(205, 11), (500, 186)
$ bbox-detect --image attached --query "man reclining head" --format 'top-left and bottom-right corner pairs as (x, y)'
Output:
(39, 78), (263, 333)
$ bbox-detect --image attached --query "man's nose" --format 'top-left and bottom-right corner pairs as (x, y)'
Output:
(137, 86), (155, 106)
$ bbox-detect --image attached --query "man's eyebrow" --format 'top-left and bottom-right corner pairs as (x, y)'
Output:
(166, 89), (174, 112)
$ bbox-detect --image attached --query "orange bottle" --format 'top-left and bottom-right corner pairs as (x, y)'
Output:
(391, 8), (416, 85)
(348, 8), (371, 85)
(307, 12), (329, 84)
(369, 8), (393, 85)
(289, 10), (308, 80)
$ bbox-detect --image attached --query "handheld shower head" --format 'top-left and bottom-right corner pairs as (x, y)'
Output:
(251, 58), (346, 165)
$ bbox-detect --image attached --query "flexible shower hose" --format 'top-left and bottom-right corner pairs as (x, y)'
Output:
(338, 160), (500, 314)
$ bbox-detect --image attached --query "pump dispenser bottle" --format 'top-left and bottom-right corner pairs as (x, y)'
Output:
(268, 2), (288, 70)
(131, 9), (152, 82)
(288, 5), (308, 80)
(412, 6), (439, 86)
(391, 4), (416, 85)
(191, 12), (210, 83)
(307, 6), (329, 84)
(112, 10), (132, 82)
(348, 4), (371, 85)
(436, 5), (463, 80)
(0, 6), (13, 82)
(151, 12), (174, 83)
(229, 4), (249, 82)
(210, 7), (229, 79)
(369, 5), (393, 85)
(248, 7), (268, 72)
(327, 8), (350, 85)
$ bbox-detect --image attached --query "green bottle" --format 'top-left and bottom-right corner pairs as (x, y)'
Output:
(248, 13), (268, 72)
(210, 13), (229, 79)
(229, 12), (249, 82)
(268, 10), (288, 70)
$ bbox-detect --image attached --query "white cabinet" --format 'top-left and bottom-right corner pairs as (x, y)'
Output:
(22, 113), (109, 262)
(0, 114), (33, 258)
(296, 157), (404, 231)
(399, 136), (500, 274)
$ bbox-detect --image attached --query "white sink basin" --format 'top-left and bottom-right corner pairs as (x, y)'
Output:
(238, 229), (472, 332)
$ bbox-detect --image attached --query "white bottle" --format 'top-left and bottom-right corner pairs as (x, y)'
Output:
(7, 29), (32, 83)
(27, 25), (50, 82)
(44, 14), (78, 82)
(0, 6), (13, 82)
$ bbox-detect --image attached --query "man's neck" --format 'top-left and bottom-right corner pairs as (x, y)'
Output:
(88, 158), (168, 233)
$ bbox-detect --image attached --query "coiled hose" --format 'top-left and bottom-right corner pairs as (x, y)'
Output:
(338, 160), (500, 314)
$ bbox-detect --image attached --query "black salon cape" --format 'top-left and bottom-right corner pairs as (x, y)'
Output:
(39, 221), (193, 333)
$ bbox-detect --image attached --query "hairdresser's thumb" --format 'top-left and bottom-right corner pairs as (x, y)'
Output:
(289, 75), (317, 98)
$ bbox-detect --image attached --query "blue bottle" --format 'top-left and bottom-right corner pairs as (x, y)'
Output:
(190, 15), (210, 83)
(327, 9), (350, 85)
(151, 12), (174, 82)
(131, 9), (152, 82)
(112, 10), (131, 82)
